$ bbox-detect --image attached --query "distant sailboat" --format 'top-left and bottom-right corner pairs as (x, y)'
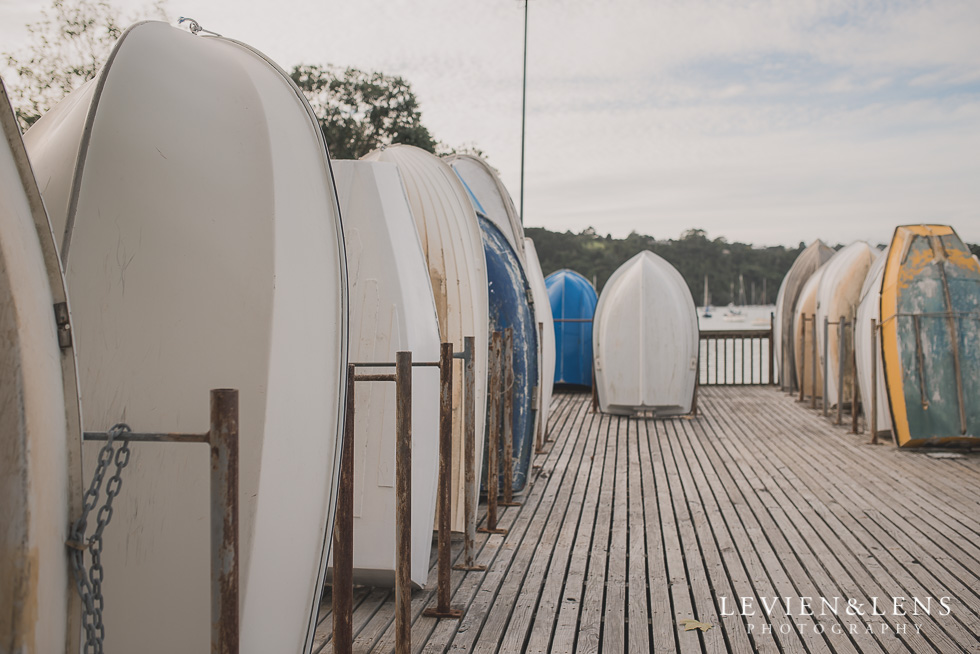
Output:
(702, 275), (712, 318)
(724, 275), (746, 322)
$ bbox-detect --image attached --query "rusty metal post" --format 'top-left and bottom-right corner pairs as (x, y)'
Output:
(455, 336), (485, 571)
(837, 317), (845, 425)
(210, 389), (239, 654)
(851, 320), (860, 434)
(538, 321), (550, 446)
(394, 351), (413, 653)
(590, 361), (599, 413)
(332, 367), (355, 654)
(501, 329), (520, 507)
(424, 344), (464, 619)
(769, 312), (775, 385)
(870, 319), (879, 445)
(811, 315), (818, 409)
(822, 316), (830, 417)
(534, 325), (544, 454)
(799, 316), (806, 402)
(479, 332), (507, 535)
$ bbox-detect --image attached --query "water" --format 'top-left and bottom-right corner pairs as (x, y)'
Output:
(698, 304), (775, 332)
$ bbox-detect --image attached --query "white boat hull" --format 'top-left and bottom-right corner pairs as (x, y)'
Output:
(25, 22), (348, 653)
(524, 238), (556, 437)
(1, 76), (82, 654)
(594, 251), (698, 416)
(792, 265), (827, 399)
(363, 145), (489, 532)
(855, 251), (891, 434)
(816, 242), (876, 407)
(774, 240), (834, 390)
(331, 160), (441, 587)
(445, 154), (526, 262)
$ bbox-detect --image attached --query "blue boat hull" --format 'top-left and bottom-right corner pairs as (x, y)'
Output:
(480, 216), (538, 493)
(545, 269), (597, 386)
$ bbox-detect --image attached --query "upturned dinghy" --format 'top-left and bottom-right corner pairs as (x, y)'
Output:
(880, 225), (980, 447)
(792, 263), (828, 399)
(816, 241), (876, 407)
(363, 144), (489, 531)
(446, 154), (526, 262)
(331, 160), (441, 587)
(1, 75), (82, 654)
(479, 216), (539, 493)
(855, 250), (891, 435)
(25, 22), (348, 653)
(524, 238), (556, 439)
(593, 251), (698, 416)
(546, 269), (597, 387)
(774, 240), (834, 390)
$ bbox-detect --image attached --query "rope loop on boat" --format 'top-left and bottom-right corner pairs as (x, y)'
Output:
(177, 16), (223, 37)
(68, 423), (133, 654)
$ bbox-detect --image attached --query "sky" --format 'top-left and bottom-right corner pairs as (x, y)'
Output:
(2, 0), (979, 247)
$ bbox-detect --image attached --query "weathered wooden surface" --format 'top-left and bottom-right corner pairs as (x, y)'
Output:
(315, 387), (980, 653)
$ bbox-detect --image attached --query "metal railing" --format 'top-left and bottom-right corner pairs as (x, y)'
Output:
(81, 389), (240, 654)
(698, 317), (774, 386)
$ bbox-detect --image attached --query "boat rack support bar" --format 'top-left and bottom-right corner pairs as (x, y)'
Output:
(822, 316), (830, 417)
(501, 328), (520, 507)
(851, 319), (860, 434)
(799, 314), (807, 403)
(333, 366), (355, 654)
(455, 336), (485, 572)
(535, 321), (547, 450)
(423, 343), (464, 619)
(769, 311), (778, 385)
(334, 350), (432, 654)
(811, 314), (818, 410)
(870, 319), (879, 445)
(394, 352), (412, 652)
(83, 388), (241, 654)
(479, 331), (507, 536)
(837, 316), (846, 425)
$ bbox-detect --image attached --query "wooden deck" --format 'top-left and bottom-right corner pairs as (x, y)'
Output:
(313, 387), (980, 653)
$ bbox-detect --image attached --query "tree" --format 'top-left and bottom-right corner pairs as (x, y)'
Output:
(291, 64), (438, 159)
(7, 1), (469, 160)
(3, 0), (166, 130)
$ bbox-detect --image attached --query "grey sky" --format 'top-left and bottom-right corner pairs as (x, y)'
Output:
(3, 0), (979, 246)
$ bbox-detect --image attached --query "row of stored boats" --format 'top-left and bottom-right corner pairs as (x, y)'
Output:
(773, 228), (980, 448)
(2, 21), (561, 654)
(1, 20), (713, 652)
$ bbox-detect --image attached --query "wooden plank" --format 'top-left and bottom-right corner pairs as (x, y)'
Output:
(569, 414), (618, 652)
(472, 397), (599, 653)
(311, 389), (980, 654)
(643, 419), (702, 654)
(312, 587), (386, 654)
(635, 418), (676, 653)
(497, 405), (603, 652)
(626, 417), (652, 654)
(726, 386), (980, 613)
(666, 416), (758, 654)
(703, 388), (962, 653)
(522, 405), (604, 653)
(600, 416), (629, 652)
(418, 392), (589, 653)
(719, 387), (980, 648)
(549, 414), (614, 654)
(698, 390), (899, 654)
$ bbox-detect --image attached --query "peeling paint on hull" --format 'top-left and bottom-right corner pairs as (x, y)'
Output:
(881, 225), (980, 447)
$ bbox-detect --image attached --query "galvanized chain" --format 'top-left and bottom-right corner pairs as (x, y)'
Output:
(67, 423), (132, 654)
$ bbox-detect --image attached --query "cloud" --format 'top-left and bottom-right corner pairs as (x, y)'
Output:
(3, 0), (978, 246)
